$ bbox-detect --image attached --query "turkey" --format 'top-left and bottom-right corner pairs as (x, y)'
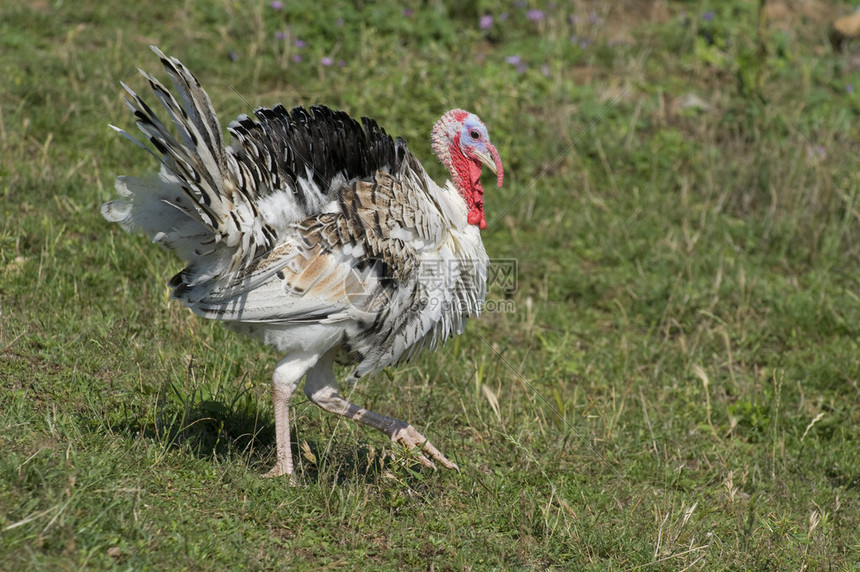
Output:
(102, 46), (504, 481)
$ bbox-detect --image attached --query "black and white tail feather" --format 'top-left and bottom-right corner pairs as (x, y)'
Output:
(104, 46), (407, 303)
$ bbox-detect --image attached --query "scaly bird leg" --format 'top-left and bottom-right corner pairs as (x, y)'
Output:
(263, 353), (321, 482)
(304, 353), (458, 471)
(263, 384), (295, 481)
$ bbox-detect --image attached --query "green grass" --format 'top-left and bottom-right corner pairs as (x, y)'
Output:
(2, 0), (860, 568)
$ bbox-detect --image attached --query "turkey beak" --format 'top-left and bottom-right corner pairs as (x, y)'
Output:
(473, 143), (504, 188)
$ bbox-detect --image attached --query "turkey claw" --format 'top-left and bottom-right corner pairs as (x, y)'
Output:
(391, 424), (458, 471)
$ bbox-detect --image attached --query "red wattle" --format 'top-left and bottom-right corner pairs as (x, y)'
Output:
(451, 145), (489, 231)
(467, 210), (487, 230)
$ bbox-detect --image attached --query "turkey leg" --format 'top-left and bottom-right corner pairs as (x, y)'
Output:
(304, 352), (458, 471)
(264, 352), (322, 481)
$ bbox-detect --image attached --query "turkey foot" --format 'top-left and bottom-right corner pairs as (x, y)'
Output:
(262, 463), (299, 485)
(390, 424), (459, 471)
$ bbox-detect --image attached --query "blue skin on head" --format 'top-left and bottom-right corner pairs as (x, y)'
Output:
(458, 115), (490, 154)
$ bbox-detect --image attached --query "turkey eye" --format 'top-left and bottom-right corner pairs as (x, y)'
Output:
(469, 130), (480, 140)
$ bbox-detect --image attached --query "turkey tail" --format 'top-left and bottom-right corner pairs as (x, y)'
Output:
(102, 46), (276, 294)
(104, 46), (411, 301)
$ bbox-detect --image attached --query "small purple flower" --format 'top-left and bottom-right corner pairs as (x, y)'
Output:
(527, 10), (545, 22)
(514, 1), (525, 8)
(541, 64), (550, 77)
(228, 51), (238, 62)
(703, 11), (714, 21)
(321, 57), (334, 66)
(270, 1), (283, 10)
(338, 60), (346, 67)
(403, 8), (413, 17)
(807, 145), (827, 161)
(480, 15), (493, 30)
(294, 39), (306, 48)
(572, 35), (592, 48)
(848, 84), (855, 94)
(516, 63), (527, 74)
(499, 12), (509, 21)
(275, 31), (286, 41)
(506, 55), (521, 65)
(589, 11), (599, 24)
(291, 54), (302, 63)
(336, 18), (344, 27)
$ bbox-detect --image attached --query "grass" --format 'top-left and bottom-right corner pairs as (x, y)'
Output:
(2, 0), (860, 568)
